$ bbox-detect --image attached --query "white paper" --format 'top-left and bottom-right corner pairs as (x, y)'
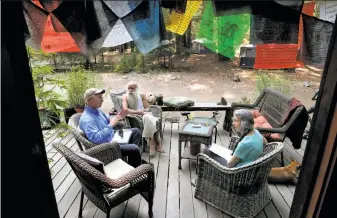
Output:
(320, 1), (337, 23)
(111, 129), (132, 144)
(208, 143), (232, 161)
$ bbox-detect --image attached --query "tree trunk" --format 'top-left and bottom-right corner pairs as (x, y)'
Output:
(131, 42), (135, 52)
(186, 23), (192, 49)
(53, 54), (57, 69)
(175, 34), (185, 54)
(85, 58), (90, 69)
(119, 45), (124, 53)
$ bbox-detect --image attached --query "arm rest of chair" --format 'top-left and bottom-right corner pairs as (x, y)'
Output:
(126, 114), (144, 130)
(256, 126), (286, 134)
(70, 128), (96, 149)
(231, 102), (258, 111)
(105, 163), (155, 188)
(197, 153), (240, 174)
(82, 142), (121, 165)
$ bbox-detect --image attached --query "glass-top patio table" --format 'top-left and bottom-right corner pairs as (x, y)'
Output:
(178, 122), (214, 170)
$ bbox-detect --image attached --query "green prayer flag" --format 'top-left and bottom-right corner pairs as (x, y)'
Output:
(196, 2), (250, 58)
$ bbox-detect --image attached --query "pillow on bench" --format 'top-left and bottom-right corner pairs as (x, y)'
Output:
(164, 96), (194, 108)
(250, 110), (282, 142)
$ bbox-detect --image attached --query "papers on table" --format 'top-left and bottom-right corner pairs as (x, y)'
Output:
(208, 143), (232, 161)
(111, 129), (132, 144)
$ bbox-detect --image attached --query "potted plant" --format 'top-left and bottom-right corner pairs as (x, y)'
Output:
(64, 66), (101, 123)
(32, 65), (67, 129)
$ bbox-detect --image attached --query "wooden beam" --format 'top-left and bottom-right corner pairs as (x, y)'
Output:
(289, 16), (337, 218)
(309, 106), (337, 217)
(2, 1), (60, 218)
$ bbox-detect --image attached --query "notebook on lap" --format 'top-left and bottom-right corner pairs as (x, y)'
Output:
(111, 129), (132, 144)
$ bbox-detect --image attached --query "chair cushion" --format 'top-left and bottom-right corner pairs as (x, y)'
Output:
(253, 115), (282, 142)
(164, 96), (194, 108)
(103, 158), (134, 200)
(250, 109), (261, 118)
(76, 152), (105, 174)
(104, 158), (134, 179)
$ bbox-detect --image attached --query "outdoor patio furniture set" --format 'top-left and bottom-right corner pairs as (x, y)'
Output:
(53, 88), (307, 218)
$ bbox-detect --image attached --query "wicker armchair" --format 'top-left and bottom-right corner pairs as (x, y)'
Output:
(195, 141), (284, 218)
(52, 142), (155, 218)
(110, 93), (163, 151)
(224, 88), (307, 165)
(67, 113), (142, 153)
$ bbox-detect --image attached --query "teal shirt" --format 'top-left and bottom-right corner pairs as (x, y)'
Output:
(233, 129), (263, 167)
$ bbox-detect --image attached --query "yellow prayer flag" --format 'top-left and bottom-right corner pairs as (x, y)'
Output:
(165, 0), (202, 35)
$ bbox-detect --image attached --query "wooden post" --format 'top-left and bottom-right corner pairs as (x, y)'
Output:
(2, 2), (60, 218)
(290, 16), (337, 218)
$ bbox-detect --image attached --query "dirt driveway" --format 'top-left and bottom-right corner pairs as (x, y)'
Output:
(99, 54), (322, 114)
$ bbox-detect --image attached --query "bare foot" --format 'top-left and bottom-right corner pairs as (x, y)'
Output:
(156, 145), (165, 153)
(149, 139), (156, 157)
(155, 137), (165, 153)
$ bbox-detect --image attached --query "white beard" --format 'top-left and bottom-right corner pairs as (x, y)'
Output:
(126, 91), (139, 110)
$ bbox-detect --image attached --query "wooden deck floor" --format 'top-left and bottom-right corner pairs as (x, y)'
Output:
(45, 114), (305, 218)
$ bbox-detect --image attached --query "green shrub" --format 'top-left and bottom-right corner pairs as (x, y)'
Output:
(239, 72), (293, 104)
(239, 96), (252, 104)
(114, 53), (137, 73)
(255, 72), (292, 95)
(135, 53), (148, 73)
(66, 66), (101, 108)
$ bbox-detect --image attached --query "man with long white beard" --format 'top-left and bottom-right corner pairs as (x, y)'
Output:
(122, 81), (165, 156)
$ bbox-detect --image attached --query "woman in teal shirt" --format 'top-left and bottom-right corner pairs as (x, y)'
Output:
(204, 109), (267, 168)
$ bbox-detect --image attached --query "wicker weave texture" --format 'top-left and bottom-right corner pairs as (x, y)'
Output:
(195, 142), (283, 218)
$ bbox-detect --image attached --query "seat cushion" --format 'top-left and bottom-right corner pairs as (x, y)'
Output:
(103, 158), (134, 200)
(250, 109), (261, 118)
(76, 152), (105, 174)
(253, 115), (282, 142)
(104, 158), (134, 179)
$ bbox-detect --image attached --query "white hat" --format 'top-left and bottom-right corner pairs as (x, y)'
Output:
(84, 88), (105, 102)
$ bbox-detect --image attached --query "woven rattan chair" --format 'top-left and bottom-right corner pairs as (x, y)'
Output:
(195, 139), (283, 218)
(52, 142), (155, 218)
(67, 113), (142, 153)
(223, 88), (307, 165)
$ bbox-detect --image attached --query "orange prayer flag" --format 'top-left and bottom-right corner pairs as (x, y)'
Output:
(41, 16), (80, 53)
(31, 0), (44, 9)
(254, 44), (303, 69)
